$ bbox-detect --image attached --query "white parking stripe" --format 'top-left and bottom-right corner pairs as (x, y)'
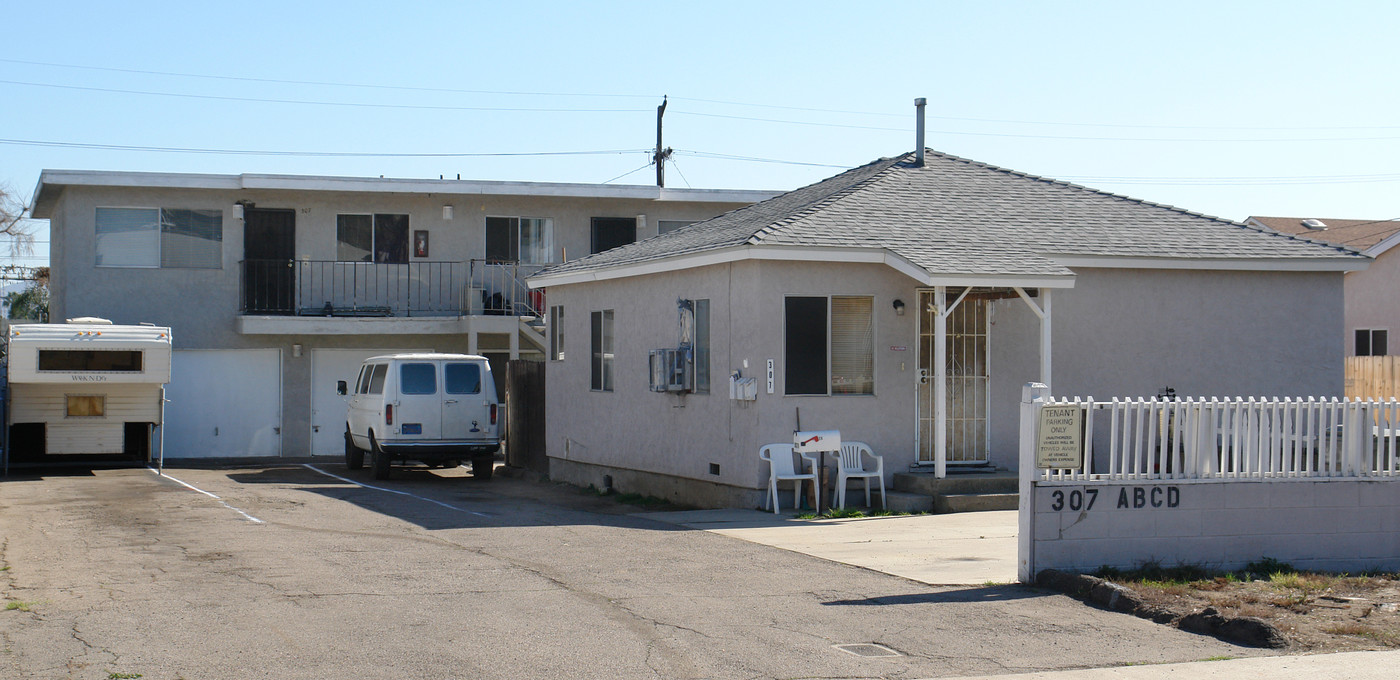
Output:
(303, 464), (489, 517)
(148, 468), (265, 524)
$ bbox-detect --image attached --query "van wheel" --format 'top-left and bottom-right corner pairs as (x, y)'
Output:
(344, 428), (364, 470)
(472, 456), (494, 480)
(370, 433), (391, 480)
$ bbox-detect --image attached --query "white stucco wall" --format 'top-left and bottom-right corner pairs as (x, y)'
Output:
(1031, 479), (1400, 573)
(544, 261), (1347, 508)
(1345, 249), (1400, 354)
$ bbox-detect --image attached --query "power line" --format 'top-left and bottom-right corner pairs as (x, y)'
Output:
(0, 80), (652, 113)
(674, 111), (1400, 143)
(0, 138), (649, 158)
(0, 57), (657, 100)
(673, 150), (851, 169)
(601, 162), (655, 184)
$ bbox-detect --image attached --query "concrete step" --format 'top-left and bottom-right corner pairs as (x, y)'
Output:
(935, 492), (1019, 514)
(893, 469), (1018, 496)
(884, 490), (934, 514)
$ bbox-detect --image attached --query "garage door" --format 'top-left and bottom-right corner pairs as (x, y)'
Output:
(309, 348), (430, 457)
(163, 349), (282, 458)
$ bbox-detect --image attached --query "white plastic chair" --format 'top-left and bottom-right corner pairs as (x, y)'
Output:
(759, 443), (819, 514)
(834, 441), (885, 509)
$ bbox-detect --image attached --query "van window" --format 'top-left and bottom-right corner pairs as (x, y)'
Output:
(444, 363), (482, 394)
(355, 365), (371, 394)
(367, 364), (388, 394)
(400, 363), (437, 395)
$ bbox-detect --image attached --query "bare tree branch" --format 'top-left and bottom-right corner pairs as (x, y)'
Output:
(0, 185), (36, 257)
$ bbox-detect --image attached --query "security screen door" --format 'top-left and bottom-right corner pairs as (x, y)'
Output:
(916, 290), (991, 465)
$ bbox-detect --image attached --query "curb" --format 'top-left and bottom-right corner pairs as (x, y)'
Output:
(1036, 569), (1289, 649)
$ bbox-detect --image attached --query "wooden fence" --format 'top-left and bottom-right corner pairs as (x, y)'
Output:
(1347, 356), (1400, 400)
(504, 359), (547, 474)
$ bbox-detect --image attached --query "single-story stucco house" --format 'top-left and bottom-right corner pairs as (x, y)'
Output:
(527, 147), (1368, 509)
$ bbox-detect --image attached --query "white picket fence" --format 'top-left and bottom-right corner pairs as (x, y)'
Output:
(1037, 396), (1400, 483)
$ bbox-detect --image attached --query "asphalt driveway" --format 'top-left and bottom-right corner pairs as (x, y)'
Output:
(0, 463), (1259, 679)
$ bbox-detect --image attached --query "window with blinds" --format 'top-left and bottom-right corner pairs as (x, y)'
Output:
(95, 207), (222, 268)
(830, 296), (874, 395)
(784, 295), (874, 396)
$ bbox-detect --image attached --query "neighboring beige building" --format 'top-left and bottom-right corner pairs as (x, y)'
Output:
(30, 171), (774, 461)
(529, 150), (1368, 509)
(1246, 216), (1400, 357)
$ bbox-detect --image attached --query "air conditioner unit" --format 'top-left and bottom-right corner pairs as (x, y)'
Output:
(648, 347), (693, 393)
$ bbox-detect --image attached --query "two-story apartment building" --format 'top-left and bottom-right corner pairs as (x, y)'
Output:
(31, 170), (774, 460)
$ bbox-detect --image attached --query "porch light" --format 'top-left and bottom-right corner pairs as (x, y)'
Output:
(232, 203), (244, 221)
(442, 205), (454, 220)
(892, 299), (906, 316)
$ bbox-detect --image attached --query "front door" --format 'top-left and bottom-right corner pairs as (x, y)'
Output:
(243, 208), (296, 314)
(917, 290), (991, 465)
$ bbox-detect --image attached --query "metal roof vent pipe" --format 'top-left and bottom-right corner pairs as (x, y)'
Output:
(914, 97), (927, 167)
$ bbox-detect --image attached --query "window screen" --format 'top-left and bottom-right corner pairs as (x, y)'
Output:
(39, 350), (143, 372)
(400, 363), (436, 395)
(591, 309), (614, 391)
(784, 297), (828, 395)
(445, 363), (482, 394)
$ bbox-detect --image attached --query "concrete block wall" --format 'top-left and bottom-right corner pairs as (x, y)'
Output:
(1030, 479), (1400, 574)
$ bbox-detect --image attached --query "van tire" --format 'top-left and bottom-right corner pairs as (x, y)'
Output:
(371, 433), (391, 480)
(472, 456), (494, 480)
(344, 428), (364, 470)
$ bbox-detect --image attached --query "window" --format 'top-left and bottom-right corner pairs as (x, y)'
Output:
(549, 305), (565, 361)
(444, 363), (482, 394)
(39, 350), (143, 372)
(694, 299), (710, 393)
(784, 295), (874, 396)
(658, 220), (695, 235)
(367, 364), (388, 394)
(591, 309), (614, 391)
(400, 363), (437, 395)
(590, 217), (637, 254)
(66, 395), (105, 417)
(355, 365), (372, 394)
(486, 216), (554, 264)
(337, 214), (409, 263)
(95, 207), (222, 268)
(1356, 329), (1389, 356)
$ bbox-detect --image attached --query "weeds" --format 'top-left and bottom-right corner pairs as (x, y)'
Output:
(107, 673), (142, 679)
(4, 601), (37, 612)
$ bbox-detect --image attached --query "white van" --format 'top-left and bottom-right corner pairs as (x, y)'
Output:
(339, 353), (501, 480)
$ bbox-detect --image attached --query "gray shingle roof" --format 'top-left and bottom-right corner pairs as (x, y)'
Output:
(536, 150), (1364, 281)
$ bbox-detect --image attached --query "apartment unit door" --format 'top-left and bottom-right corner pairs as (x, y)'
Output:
(244, 208), (296, 314)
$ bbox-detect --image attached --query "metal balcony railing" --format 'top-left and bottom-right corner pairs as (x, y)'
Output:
(240, 259), (546, 318)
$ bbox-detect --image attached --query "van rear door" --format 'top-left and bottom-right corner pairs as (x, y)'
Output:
(394, 361), (442, 440)
(441, 361), (494, 441)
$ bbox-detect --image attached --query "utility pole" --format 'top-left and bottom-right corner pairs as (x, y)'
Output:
(654, 96), (672, 187)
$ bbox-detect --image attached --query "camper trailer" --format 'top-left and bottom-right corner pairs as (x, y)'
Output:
(5, 318), (171, 462)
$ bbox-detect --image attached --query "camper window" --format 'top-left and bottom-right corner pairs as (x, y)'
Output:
(66, 395), (106, 417)
(39, 350), (144, 372)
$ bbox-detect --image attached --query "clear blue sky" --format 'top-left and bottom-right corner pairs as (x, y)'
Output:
(4, 1), (1398, 268)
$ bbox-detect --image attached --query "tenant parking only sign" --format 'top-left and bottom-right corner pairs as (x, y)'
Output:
(1036, 405), (1085, 469)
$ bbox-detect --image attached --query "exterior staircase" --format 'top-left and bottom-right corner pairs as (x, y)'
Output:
(891, 469), (1019, 514)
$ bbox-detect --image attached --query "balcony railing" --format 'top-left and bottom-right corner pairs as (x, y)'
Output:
(240, 259), (546, 318)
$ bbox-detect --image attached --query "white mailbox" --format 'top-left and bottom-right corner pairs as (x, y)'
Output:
(793, 430), (841, 454)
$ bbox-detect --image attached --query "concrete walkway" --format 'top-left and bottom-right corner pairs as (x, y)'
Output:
(638, 508), (1019, 586)
(943, 648), (1400, 679)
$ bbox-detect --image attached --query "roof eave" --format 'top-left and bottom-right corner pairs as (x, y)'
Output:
(1051, 254), (1369, 273)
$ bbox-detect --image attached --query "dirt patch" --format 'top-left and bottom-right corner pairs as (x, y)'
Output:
(1041, 564), (1400, 653)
